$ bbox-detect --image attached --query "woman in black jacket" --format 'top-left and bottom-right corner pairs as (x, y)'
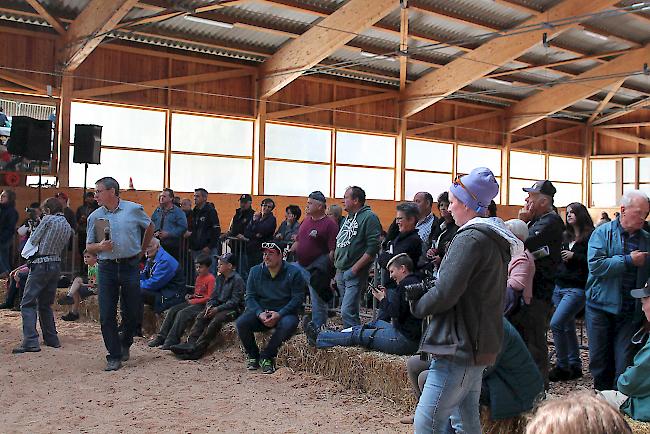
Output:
(423, 192), (458, 272)
(549, 202), (594, 382)
(377, 201), (422, 279)
(0, 189), (18, 277)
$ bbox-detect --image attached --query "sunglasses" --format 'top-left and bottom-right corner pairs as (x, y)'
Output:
(261, 242), (281, 251)
(453, 174), (477, 202)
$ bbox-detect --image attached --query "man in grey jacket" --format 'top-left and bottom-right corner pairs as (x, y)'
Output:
(409, 168), (522, 434)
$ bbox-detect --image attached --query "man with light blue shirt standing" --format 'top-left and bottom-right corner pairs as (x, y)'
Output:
(86, 177), (155, 371)
(151, 188), (187, 260)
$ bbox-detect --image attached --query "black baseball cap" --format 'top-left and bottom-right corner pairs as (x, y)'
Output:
(630, 278), (650, 299)
(239, 194), (252, 203)
(523, 180), (556, 197)
(218, 252), (238, 268)
(308, 191), (326, 203)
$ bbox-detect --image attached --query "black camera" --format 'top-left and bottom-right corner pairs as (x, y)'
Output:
(25, 207), (37, 213)
(404, 282), (430, 301)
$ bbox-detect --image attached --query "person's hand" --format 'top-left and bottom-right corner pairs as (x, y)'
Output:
(185, 294), (193, 301)
(205, 306), (216, 319)
(253, 212), (261, 221)
(184, 231), (191, 239)
(98, 239), (113, 252)
(236, 234), (246, 240)
(258, 311), (272, 323)
(518, 208), (532, 222)
(201, 247), (210, 255)
(158, 230), (169, 239)
(426, 248), (437, 259)
(631, 250), (649, 267)
(372, 285), (386, 302)
(263, 311), (280, 327)
(432, 255), (442, 267)
(561, 250), (574, 262)
(275, 233), (283, 240)
(290, 234), (297, 241)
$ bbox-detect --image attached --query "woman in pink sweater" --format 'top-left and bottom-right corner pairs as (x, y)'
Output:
(504, 219), (536, 318)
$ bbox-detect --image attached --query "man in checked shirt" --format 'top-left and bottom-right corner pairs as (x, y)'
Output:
(12, 197), (73, 354)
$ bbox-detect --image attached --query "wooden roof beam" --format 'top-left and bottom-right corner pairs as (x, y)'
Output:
(598, 129), (650, 146)
(258, 0), (397, 99)
(510, 125), (583, 148)
(61, 0), (139, 71)
(595, 121), (650, 129)
(507, 45), (650, 132)
(400, 0), (621, 118)
(587, 78), (626, 123)
(592, 96), (650, 125)
(25, 0), (66, 34)
(268, 91), (397, 119)
(407, 111), (501, 136)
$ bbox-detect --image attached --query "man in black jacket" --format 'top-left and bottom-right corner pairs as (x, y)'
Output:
(222, 194), (255, 274)
(171, 252), (245, 360)
(512, 180), (564, 388)
(188, 188), (220, 274)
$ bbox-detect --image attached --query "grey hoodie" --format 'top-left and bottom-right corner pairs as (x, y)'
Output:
(411, 218), (516, 365)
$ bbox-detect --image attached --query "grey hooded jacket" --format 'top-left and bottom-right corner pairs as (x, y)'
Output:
(411, 217), (522, 366)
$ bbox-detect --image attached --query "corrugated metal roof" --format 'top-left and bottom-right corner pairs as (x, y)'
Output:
(407, 8), (492, 45)
(585, 14), (650, 45)
(411, 0), (532, 30)
(232, 1), (320, 24)
(552, 28), (633, 54)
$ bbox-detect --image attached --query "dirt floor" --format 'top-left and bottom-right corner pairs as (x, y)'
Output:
(0, 310), (410, 434)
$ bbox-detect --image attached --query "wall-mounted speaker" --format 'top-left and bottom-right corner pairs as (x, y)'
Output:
(73, 124), (102, 165)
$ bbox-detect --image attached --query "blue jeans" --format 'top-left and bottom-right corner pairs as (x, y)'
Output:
(336, 267), (369, 328)
(292, 262), (328, 329)
(551, 286), (585, 369)
(20, 262), (61, 349)
(316, 319), (418, 355)
(235, 310), (299, 359)
(98, 258), (142, 362)
(414, 357), (485, 434)
(585, 305), (639, 391)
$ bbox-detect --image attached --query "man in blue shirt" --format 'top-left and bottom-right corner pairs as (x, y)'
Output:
(86, 176), (155, 371)
(140, 237), (185, 313)
(151, 188), (187, 260)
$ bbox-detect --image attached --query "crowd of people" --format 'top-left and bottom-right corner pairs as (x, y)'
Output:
(0, 168), (649, 433)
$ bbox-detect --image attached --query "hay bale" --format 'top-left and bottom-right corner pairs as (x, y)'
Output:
(480, 405), (528, 434)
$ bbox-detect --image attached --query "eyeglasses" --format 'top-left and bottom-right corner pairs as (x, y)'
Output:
(453, 174), (477, 201)
(94, 189), (106, 195)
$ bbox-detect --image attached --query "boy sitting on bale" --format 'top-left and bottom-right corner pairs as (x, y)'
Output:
(58, 250), (99, 321)
(304, 253), (421, 356)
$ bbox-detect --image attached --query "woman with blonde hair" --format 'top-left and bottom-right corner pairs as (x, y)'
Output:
(525, 392), (631, 434)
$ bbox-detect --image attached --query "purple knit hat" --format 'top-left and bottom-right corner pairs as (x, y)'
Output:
(449, 167), (499, 214)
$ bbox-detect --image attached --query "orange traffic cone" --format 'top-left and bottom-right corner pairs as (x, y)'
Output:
(129, 177), (134, 190)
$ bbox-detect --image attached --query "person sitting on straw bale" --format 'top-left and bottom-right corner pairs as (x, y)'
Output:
(235, 242), (307, 374)
(599, 277), (650, 422)
(305, 253), (421, 356)
(58, 250), (99, 321)
(171, 253), (245, 360)
(526, 392), (631, 434)
(148, 253), (215, 350)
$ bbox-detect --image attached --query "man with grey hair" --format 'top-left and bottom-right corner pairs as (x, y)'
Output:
(413, 192), (437, 249)
(292, 191), (339, 329)
(87, 176), (155, 371)
(586, 189), (650, 391)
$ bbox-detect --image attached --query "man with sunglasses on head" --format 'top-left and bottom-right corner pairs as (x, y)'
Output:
(235, 242), (307, 374)
(409, 167), (522, 434)
(511, 180), (564, 388)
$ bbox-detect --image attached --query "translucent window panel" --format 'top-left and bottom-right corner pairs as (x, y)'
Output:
(71, 102), (165, 150)
(171, 113), (252, 156)
(405, 171), (452, 201)
(553, 182), (583, 207)
(623, 158), (636, 183)
(405, 139), (453, 172)
(624, 183), (637, 194)
(264, 161), (330, 197)
(493, 177), (502, 205)
(509, 178), (535, 206)
(170, 154), (251, 194)
(549, 156), (583, 183)
(640, 184), (650, 197)
(457, 145), (501, 176)
(335, 131), (395, 167)
(510, 151), (545, 180)
(335, 166), (394, 200)
(641, 158), (650, 182)
(265, 123), (330, 163)
(591, 183), (617, 207)
(69, 147), (164, 190)
(591, 159), (617, 183)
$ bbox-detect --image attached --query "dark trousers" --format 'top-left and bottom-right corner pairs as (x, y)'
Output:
(510, 297), (553, 387)
(2, 272), (28, 308)
(98, 258), (141, 362)
(157, 302), (204, 345)
(235, 310), (298, 359)
(20, 262), (61, 349)
(187, 309), (238, 353)
(586, 305), (640, 391)
(0, 241), (13, 274)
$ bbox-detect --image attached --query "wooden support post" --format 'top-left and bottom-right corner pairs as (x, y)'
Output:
(57, 73), (73, 188)
(253, 100), (267, 195)
(395, 3), (408, 201)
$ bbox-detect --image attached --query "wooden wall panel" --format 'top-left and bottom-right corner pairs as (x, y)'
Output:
(332, 86), (397, 133)
(407, 102), (457, 141)
(268, 79), (335, 126)
(0, 31), (56, 90)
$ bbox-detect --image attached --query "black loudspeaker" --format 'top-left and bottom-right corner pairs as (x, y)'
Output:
(73, 124), (102, 164)
(8, 116), (52, 161)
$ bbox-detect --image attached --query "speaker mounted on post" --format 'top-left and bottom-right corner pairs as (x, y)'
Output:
(7, 116), (52, 161)
(73, 124), (102, 165)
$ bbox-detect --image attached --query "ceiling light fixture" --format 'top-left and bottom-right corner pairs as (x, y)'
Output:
(183, 15), (234, 29)
(583, 30), (609, 41)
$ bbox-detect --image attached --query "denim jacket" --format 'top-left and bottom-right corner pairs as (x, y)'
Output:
(151, 205), (188, 240)
(586, 218), (649, 315)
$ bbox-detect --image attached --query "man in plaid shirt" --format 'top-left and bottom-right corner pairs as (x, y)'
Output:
(13, 197), (73, 354)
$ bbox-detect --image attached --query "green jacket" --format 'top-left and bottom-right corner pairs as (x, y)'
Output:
(334, 205), (381, 270)
(618, 333), (650, 421)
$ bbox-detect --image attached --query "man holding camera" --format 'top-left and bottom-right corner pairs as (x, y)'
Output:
(408, 168), (522, 434)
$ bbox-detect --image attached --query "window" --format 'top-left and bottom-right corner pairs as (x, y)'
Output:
(456, 145), (501, 176)
(591, 159), (617, 207)
(171, 113), (253, 156)
(69, 102), (166, 189)
(334, 131), (395, 199)
(170, 154), (251, 194)
(169, 113), (253, 193)
(405, 172), (452, 201)
(336, 131), (394, 167)
(509, 151), (545, 206)
(404, 139), (453, 200)
(265, 161), (330, 197)
(266, 123), (330, 162)
(548, 156), (583, 206)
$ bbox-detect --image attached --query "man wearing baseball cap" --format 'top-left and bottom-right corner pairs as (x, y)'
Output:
(511, 179), (564, 387)
(235, 242), (307, 374)
(411, 167), (524, 433)
(599, 278), (650, 421)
